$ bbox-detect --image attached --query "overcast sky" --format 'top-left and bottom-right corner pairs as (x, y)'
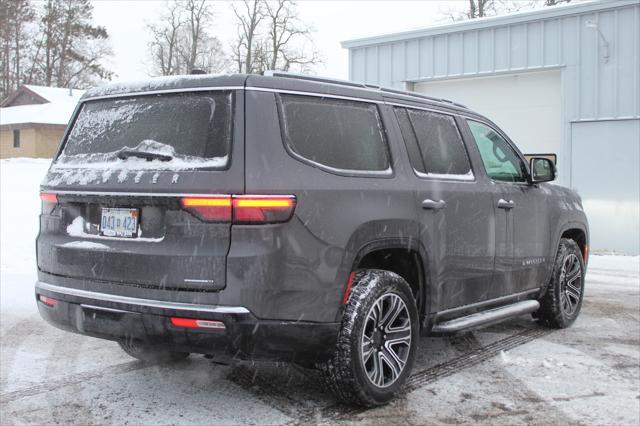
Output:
(90, 0), (472, 83)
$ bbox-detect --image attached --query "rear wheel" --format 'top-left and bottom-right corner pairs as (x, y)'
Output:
(318, 269), (419, 406)
(536, 238), (586, 328)
(119, 340), (189, 364)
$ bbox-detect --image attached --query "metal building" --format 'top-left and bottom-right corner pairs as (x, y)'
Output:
(342, 0), (639, 254)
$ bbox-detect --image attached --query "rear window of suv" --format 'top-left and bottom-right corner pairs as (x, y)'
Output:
(277, 94), (390, 173)
(395, 107), (473, 179)
(56, 91), (233, 169)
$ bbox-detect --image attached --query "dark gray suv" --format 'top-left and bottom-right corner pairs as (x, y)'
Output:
(36, 72), (589, 406)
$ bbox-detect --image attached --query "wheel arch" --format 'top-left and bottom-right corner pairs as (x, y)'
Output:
(557, 222), (589, 263)
(342, 238), (430, 324)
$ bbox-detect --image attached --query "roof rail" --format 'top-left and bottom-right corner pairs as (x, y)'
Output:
(263, 70), (468, 109)
(380, 87), (469, 109)
(263, 70), (370, 89)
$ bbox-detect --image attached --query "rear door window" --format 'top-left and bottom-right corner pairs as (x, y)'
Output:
(57, 91), (233, 170)
(395, 107), (473, 179)
(278, 94), (390, 173)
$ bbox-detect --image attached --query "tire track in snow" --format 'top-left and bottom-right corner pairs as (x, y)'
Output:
(231, 327), (553, 423)
(405, 328), (552, 391)
(0, 361), (146, 404)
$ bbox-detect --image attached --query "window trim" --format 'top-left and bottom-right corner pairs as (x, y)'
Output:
(394, 106), (476, 183)
(465, 118), (530, 185)
(275, 93), (394, 178)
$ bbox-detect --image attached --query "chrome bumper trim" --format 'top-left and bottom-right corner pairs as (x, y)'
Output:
(35, 281), (250, 314)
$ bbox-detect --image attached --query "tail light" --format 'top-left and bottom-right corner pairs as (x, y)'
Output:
(40, 191), (58, 214)
(180, 196), (232, 222)
(233, 196), (296, 224)
(181, 195), (296, 224)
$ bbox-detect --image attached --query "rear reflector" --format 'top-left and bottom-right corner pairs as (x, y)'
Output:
(584, 244), (589, 265)
(180, 196), (232, 222)
(180, 195), (296, 224)
(342, 272), (357, 305)
(170, 317), (226, 330)
(39, 295), (57, 307)
(40, 192), (58, 203)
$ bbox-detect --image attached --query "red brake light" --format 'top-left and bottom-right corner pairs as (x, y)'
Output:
(180, 195), (296, 224)
(233, 196), (296, 224)
(180, 196), (232, 222)
(170, 317), (226, 330)
(39, 295), (57, 307)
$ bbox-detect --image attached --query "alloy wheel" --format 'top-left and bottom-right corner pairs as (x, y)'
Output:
(360, 293), (412, 388)
(559, 253), (582, 316)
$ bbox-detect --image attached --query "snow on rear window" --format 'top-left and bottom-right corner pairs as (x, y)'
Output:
(55, 91), (233, 170)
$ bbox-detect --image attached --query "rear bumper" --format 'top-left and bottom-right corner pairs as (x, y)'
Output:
(35, 281), (339, 363)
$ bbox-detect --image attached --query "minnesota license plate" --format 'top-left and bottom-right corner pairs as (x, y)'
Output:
(100, 208), (139, 238)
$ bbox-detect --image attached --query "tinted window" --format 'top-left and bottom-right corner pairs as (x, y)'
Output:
(58, 92), (233, 169)
(278, 95), (389, 172)
(396, 108), (472, 176)
(467, 120), (527, 183)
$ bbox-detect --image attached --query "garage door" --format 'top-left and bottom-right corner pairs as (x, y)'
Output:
(414, 70), (562, 171)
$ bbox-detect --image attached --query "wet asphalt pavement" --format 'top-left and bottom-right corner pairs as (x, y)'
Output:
(1, 258), (639, 425)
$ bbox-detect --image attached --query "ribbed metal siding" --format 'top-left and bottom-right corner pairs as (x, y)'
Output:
(347, 2), (640, 122)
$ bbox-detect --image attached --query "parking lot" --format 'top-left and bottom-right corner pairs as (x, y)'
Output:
(1, 255), (637, 425)
(1, 160), (639, 425)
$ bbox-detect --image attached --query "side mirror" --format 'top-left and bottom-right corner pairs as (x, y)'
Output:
(529, 157), (556, 183)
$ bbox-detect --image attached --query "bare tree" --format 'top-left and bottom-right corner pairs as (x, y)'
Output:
(231, 0), (264, 73)
(0, 0), (35, 100)
(231, 0), (320, 74)
(467, 0), (495, 19)
(263, 0), (320, 72)
(148, 0), (227, 76)
(148, 1), (183, 76)
(26, 0), (112, 88)
(442, 0), (574, 22)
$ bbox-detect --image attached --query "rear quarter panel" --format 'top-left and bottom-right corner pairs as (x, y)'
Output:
(237, 90), (420, 322)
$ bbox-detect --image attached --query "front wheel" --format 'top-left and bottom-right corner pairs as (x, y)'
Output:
(536, 238), (586, 328)
(318, 269), (419, 407)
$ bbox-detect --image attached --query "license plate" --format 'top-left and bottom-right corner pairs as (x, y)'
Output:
(100, 208), (139, 238)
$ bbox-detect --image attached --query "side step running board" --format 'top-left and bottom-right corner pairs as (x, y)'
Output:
(431, 300), (540, 333)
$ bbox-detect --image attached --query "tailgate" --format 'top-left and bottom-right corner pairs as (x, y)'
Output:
(37, 88), (245, 292)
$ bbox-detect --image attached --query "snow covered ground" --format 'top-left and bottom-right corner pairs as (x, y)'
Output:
(1, 158), (639, 425)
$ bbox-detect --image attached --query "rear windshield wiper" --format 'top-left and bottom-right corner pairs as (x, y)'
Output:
(117, 150), (173, 162)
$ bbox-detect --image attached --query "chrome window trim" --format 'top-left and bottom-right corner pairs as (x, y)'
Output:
(80, 86), (244, 102)
(36, 281), (251, 314)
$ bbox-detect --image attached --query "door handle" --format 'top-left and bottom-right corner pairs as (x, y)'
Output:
(497, 199), (515, 210)
(422, 199), (447, 210)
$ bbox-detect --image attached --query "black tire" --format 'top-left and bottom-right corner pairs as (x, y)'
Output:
(536, 238), (586, 328)
(317, 269), (419, 407)
(118, 340), (189, 364)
